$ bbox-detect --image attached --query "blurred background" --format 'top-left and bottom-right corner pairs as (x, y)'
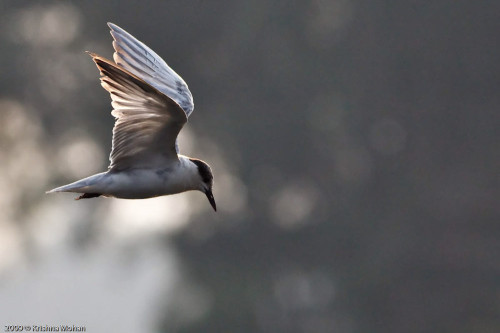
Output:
(0, 1), (498, 332)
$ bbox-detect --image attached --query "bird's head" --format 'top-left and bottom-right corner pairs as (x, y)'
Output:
(189, 158), (216, 212)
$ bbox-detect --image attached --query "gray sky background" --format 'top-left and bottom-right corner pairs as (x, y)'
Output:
(0, 1), (498, 332)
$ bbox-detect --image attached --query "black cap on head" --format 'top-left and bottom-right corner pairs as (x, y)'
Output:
(190, 158), (213, 184)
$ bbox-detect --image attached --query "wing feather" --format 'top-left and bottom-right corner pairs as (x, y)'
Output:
(87, 52), (187, 171)
(107, 23), (194, 116)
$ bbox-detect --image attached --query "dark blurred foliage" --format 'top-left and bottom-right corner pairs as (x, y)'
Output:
(0, 1), (498, 332)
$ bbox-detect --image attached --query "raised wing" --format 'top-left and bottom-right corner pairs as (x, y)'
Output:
(108, 22), (194, 116)
(88, 52), (187, 171)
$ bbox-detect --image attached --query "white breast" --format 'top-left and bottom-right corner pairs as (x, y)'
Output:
(102, 157), (201, 199)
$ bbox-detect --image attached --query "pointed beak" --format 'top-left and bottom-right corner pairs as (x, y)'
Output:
(205, 189), (217, 212)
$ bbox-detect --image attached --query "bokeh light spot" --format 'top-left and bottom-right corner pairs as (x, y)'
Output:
(11, 4), (81, 46)
(271, 180), (319, 229)
(57, 134), (105, 179)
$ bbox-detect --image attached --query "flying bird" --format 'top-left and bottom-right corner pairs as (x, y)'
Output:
(47, 23), (216, 211)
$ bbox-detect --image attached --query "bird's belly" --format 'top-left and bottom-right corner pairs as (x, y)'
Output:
(104, 169), (189, 199)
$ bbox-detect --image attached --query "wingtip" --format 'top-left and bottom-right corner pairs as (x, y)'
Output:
(86, 52), (105, 66)
(107, 22), (123, 34)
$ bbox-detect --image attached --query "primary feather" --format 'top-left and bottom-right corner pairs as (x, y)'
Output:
(88, 52), (187, 171)
(108, 23), (194, 116)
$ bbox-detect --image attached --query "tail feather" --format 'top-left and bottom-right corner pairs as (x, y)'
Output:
(46, 172), (107, 194)
(46, 180), (92, 194)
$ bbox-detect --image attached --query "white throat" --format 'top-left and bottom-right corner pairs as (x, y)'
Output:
(176, 155), (204, 191)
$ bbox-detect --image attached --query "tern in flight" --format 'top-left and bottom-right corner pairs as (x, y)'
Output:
(47, 23), (216, 211)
